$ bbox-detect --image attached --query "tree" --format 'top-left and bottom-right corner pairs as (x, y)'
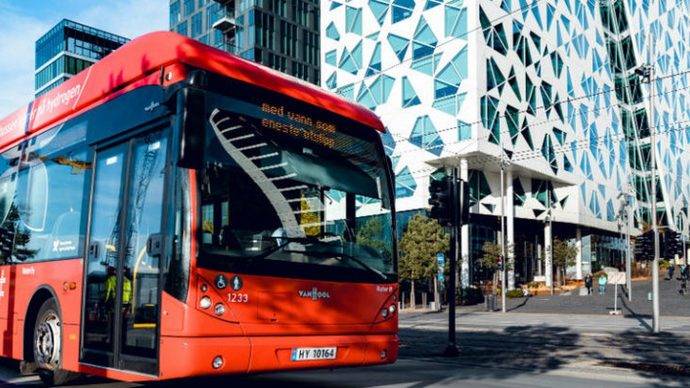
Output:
(356, 216), (392, 267)
(478, 241), (504, 293)
(399, 214), (449, 308)
(553, 238), (578, 286)
(0, 205), (37, 262)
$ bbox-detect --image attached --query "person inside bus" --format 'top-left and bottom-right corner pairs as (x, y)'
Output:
(219, 223), (241, 250)
(104, 265), (117, 308)
(104, 265), (132, 307)
(122, 267), (133, 308)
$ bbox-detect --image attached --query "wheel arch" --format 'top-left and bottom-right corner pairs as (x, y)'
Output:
(23, 285), (61, 362)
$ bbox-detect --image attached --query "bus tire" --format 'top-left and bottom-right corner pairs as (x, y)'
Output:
(32, 298), (78, 386)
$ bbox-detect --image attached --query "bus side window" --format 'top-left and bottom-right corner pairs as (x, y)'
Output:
(0, 146), (20, 265)
(11, 124), (91, 263)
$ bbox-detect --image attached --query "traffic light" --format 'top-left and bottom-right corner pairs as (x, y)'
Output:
(663, 229), (684, 259)
(428, 176), (452, 226)
(458, 179), (470, 225)
(634, 230), (653, 261)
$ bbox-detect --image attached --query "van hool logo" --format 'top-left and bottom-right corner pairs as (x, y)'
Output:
(34, 84), (82, 119)
(298, 287), (330, 300)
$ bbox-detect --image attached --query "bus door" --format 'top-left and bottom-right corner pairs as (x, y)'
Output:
(81, 128), (170, 375)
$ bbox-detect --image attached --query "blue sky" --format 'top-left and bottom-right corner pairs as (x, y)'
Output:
(0, 0), (168, 117)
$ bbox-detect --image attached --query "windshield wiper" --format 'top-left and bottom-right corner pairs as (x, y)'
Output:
(254, 236), (321, 259)
(334, 250), (388, 281)
(256, 237), (389, 281)
(282, 245), (388, 281)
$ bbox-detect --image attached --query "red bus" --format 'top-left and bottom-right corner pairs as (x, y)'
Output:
(0, 31), (398, 385)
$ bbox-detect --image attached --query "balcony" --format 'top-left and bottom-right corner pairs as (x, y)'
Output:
(211, 4), (238, 38)
(213, 16), (238, 35)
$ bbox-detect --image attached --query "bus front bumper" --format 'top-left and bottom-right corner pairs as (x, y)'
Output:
(159, 333), (399, 379)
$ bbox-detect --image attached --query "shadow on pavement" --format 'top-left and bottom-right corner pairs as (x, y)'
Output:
(399, 324), (581, 378)
(12, 325), (581, 387)
(590, 329), (690, 384)
(617, 297), (653, 331)
(506, 297), (529, 312)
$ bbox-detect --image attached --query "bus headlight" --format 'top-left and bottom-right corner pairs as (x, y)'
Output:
(212, 355), (224, 369)
(388, 304), (396, 314)
(381, 308), (389, 318)
(214, 303), (226, 316)
(199, 296), (212, 309)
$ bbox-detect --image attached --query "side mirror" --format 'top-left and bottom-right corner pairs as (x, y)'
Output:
(87, 241), (103, 260)
(176, 88), (206, 169)
(146, 234), (164, 258)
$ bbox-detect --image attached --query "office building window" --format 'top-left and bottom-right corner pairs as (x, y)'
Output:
(184, 0), (195, 16)
(192, 12), (203, 37)
(207, 3), (220, 28)
(176, 21), (188, 36)
(170, 1), (180, 26)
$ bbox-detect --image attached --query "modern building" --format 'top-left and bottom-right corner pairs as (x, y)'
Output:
(322, 0), (690, 287)
(169, 0), (320, 84)
(35, 19), (129, 96)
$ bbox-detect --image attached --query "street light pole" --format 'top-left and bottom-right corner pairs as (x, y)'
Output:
(500, 161), (507, 313)
(684, 206), (689, 267)
(618, 192), (632, 301)
(443, 167), (460, 357)
(545, 191), (554, 295)
(625, 207), (632, 301)
(639, 35), (660, 333)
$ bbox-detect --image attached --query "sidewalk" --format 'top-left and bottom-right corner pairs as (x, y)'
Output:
(504, 276), (690, 317)
(401, 310), (690, 334)
(399, 310), (690, 384)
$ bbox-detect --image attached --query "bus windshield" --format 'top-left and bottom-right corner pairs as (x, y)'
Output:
(197, 93), (395, 283)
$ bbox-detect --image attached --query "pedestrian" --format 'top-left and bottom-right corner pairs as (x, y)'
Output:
(667, 264), (675, 280)
(680, 277), (688, 295)
(584, 274), (593, 295)
(681, 264), (689, 280)
(598, 274), (607, 295)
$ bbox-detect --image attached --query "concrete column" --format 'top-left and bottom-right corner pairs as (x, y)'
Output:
(506, 170), (515, 289)
(544, 221), (553, 288)
(575, 226), (582, 280)
(460, 158), (470, 289)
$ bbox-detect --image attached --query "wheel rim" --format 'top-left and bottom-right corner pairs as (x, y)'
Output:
(35, 311), (60, 370)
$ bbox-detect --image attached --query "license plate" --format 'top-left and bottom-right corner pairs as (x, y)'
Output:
(291, 347), (337, 361)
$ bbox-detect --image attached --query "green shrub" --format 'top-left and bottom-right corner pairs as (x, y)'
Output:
(506, 289), (525, 298)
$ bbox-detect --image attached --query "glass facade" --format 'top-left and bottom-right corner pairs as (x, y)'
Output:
(169, 0), (320, 85)
(35, 19), (129, 96)
(323, 0), (690, 284)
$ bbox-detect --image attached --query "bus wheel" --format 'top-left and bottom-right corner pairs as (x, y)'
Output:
(33, 298), (77, 386)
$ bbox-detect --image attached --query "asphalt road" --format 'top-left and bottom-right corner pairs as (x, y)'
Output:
(2, 310), (690, 387)
(0, 357), (678, 387)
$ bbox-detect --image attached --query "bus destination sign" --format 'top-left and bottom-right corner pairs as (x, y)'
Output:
(259, 102), (337, 149)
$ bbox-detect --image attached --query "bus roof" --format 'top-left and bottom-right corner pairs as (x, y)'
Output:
(0, 31), (384, 151)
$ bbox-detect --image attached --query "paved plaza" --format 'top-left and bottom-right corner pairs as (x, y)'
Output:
(503, 274), (690, 317)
